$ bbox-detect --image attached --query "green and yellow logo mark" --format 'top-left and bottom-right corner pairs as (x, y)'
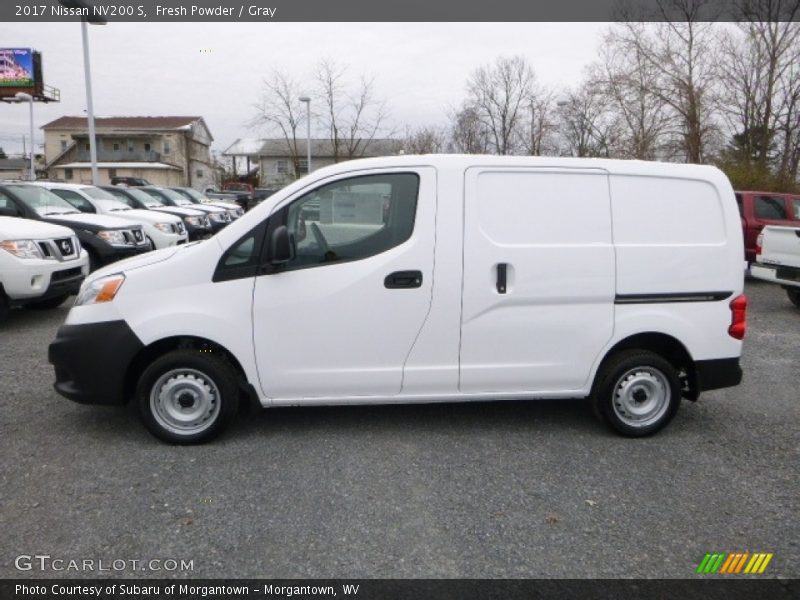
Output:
(697, 552), (773, 574)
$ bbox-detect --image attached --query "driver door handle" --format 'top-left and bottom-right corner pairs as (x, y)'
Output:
(384, 270), (423, 289)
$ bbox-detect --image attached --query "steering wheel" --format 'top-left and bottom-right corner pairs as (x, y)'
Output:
(310, 222), (330, 254)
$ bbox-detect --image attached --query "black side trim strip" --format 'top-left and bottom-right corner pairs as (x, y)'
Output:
(615, 291), (733, 304)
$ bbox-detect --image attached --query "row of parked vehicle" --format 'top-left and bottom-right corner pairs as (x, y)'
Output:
(0, 181), (244, 319)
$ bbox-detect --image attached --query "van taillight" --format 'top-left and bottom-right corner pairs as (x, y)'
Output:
(728, 294), (747, 340)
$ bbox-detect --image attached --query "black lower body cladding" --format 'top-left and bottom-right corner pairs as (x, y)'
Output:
(49, 320), (143, 405)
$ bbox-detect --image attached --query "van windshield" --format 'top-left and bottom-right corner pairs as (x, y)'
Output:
(7, 185), (81, 216)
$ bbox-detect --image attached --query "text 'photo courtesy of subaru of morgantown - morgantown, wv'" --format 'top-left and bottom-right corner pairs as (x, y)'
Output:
(46, 155), (747, 444)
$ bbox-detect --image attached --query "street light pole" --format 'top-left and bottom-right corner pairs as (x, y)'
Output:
(15, 92), (35, 180)
(299, 96), (311, 174)
(81, 19), (100, 185)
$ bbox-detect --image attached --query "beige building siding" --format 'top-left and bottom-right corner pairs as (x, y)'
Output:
(55, 166), (183, 186)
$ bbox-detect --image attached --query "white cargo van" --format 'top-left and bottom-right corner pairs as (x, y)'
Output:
(49, 156), (746, 443)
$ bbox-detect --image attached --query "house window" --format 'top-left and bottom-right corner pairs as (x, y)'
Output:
(113, 143), (120, 151)
(64, 168), (73, 180)
(276, 160), (288, 175)
(163, 142), (170, 154)
(297, 159), (308, 174)
(144, 143), (152, 152)
(108, 168), (117, 178)
(60, 140), (67, 151)
(85, 143), (90, 151)
(196, 169), (203, 179)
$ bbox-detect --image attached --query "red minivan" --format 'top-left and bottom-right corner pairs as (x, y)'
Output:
(736, 191), (800, 263)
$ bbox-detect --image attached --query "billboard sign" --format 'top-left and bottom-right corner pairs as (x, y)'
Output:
(0, 48), (35, 88)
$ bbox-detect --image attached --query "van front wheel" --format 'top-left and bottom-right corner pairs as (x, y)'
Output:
(592, 350), (681, 437)
(136, 349), (239, 444)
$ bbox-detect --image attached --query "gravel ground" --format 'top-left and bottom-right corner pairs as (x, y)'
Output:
(0, 279), (797, 579)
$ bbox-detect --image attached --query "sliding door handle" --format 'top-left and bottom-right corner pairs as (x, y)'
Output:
(496, 263), (507, 294)
(385, 270), (423, 289)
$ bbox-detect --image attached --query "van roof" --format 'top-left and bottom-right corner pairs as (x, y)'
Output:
(311, 154), (727, 181)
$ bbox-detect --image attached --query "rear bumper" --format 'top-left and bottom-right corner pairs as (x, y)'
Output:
(751, 263), (800, 289)
(696, 357), (743, 392)
(49, 320), (143, 405)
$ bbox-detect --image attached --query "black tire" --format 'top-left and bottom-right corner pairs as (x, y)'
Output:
(786, 288), (800, 308)
(592, 350), (681, 437)
(25, 294), (69, 310)
(136, 349), (239, 444)
(0, 289), (9, 321)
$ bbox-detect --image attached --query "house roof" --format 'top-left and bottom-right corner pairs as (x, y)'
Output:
(42, 116), (213, 141)
(224, 138), (403, 158)
(0, 158), (28, 171)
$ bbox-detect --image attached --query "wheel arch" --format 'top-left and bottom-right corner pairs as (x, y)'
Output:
(123, 335), (258, 407)
(593, 332), (698, 400)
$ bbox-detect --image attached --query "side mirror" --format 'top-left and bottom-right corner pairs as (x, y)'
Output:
(269, 225), (292, 265)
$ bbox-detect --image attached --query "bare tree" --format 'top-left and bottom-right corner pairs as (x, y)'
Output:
(314, 59), (393, 161)
(718, 1), (800, 187)
(465, 56), (537, 155)
(594, 37), (672, 160)
(254, 69), (306, 174)
(402, 125), (448, 154)
(611, 1), (722, 163)
(557, 80), (615, 158)
(517, 85), (558, 156)
(449, 103), (491, 153)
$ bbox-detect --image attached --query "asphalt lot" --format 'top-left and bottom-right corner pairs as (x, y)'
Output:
(0, 279), (797, 579)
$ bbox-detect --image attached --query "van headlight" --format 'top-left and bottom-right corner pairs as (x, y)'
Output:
(0, 239), (44, 259)
(75, 274), (126, 306)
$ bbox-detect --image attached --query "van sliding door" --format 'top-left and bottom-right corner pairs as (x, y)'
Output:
(459, 168), (615, 395)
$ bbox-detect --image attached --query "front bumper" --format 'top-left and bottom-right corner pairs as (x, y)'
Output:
(3, 261), (88, 305)
(49, 320), (143, 405)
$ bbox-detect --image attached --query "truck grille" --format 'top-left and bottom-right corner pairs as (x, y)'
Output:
(36, 236), (80, 261)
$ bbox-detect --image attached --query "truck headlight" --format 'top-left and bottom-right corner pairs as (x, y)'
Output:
(153, 222), (174, 233)
(184, 216), (202, 226)
(0, 239), (44, 259)
(209, 213), (226, 223)
(96, 230), (128, 246)
(75, 274), (126, 306)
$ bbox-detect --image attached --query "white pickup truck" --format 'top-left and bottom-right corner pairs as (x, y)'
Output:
(0, 216), (90, 319)
(751, 225), (800, 308)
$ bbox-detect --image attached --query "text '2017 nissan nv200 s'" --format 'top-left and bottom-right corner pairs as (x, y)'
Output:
(49, 156), (746, 444)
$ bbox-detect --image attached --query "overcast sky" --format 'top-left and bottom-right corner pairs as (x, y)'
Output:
(0, 22), (607, 156)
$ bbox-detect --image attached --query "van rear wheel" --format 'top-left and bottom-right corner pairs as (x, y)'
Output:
(786, 288), (800, 308)
(592, 350), (681, 437)
(136, 349), (239, 444)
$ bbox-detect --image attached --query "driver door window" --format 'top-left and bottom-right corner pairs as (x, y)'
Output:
(283, 173), (419, 270)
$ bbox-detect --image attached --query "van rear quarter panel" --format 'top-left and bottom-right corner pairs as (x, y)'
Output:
(609, 172), (744, 361)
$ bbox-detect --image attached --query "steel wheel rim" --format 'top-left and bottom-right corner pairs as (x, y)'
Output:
(150, 368), (221, 435)
(612, 366), (671, 428)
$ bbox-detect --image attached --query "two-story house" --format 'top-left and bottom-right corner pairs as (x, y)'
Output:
(41, 116), (215, 190)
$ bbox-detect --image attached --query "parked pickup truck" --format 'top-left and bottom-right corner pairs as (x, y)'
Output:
(750, 225), (800, 308)
(0, 216), (89, 319)
(735, 191), (800, 264)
